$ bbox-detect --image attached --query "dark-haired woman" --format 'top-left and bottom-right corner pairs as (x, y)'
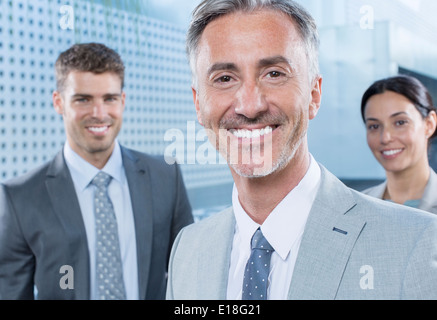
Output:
(361, 75), (437, 214)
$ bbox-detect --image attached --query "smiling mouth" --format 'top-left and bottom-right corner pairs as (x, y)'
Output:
(87, 126), (110, 133)
(382, 149), (403, 157)
(228, 125), (277, 139)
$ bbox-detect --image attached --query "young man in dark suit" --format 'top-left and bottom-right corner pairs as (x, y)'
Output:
(0, 43), (194, 300)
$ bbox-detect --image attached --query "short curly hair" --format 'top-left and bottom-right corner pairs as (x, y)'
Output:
(55, 42), (125, 92)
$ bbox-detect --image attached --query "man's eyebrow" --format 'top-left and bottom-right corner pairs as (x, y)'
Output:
(71, 93), (121, 98)
(207, 63), (239, 75)
(103, 93), (122, 97)
(206, 56), (293, 76)
(258, 55), (293, 68)
(71, 94), (93, 99)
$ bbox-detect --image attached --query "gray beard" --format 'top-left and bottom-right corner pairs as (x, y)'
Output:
(231, 135), (304, 179)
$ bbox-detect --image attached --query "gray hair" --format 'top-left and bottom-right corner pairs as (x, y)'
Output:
(187, 0), (320, 88)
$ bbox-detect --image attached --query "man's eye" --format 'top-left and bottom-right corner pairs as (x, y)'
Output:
(268, 71), (283, 78)
(217, 76), (232, 83)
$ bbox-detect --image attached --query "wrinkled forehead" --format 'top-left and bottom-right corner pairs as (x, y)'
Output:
(200, 9), (304, 49)
(196, 10), (307, 71)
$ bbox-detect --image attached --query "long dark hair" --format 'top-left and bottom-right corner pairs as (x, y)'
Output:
(361, 75), (437, 140)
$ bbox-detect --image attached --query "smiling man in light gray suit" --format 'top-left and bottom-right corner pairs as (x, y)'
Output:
(166, 0), (437, 300)
(0, 43), (194, 300)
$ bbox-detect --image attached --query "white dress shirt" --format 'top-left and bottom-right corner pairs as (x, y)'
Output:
(227, 154), (321, 300)
(64, 141), (139, 300)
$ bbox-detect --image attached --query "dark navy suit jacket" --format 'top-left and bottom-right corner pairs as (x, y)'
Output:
(0, 146), (194, 300)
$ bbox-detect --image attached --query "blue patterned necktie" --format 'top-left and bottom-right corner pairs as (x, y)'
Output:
(91, 171), (126, 300)
(242, 228), (274, 300)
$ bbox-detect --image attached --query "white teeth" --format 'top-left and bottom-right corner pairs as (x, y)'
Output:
(230, 126), (273, 139)
(383, 149), (402, 156)
(88, 126), (108, 133)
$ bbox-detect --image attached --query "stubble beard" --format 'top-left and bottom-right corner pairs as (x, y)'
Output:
(223, 113), (307, 179)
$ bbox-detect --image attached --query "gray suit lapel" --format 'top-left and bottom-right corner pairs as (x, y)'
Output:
(121, 148), (154, 300)
(45, 151), (90, 299)
(288, 165), (366, 300)
(197, 208), (235, 299)
(363, 181), (386, 199)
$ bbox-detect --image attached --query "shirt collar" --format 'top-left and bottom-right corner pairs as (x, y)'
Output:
(232, 185), (260, 250)
(64, 140), (125, 191)
(232, 154), (321, 260)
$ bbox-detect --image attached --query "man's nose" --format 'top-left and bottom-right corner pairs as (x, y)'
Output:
(234, 81), (268, 119)
(92, 102), (108, 120)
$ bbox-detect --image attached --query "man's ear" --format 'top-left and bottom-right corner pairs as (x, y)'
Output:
(53, 91), (64, 115)
(192, 87), (204, 126)
(309, 76), (322, 120)
(121, 91), (127, 112)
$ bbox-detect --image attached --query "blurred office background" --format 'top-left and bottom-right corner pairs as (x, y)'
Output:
(0, 0), (436, 221)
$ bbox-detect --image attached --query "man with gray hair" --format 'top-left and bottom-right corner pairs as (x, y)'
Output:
(166, 0), (437, 300)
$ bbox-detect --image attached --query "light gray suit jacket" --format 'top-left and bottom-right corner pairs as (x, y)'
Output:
(362, 169), (437, 214)
(0, 147), (194, 300)
(166, 165), (437, 300)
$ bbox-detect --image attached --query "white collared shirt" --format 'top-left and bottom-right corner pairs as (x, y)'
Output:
(64, 141), (139, 300)
(227, 154), (321, 300)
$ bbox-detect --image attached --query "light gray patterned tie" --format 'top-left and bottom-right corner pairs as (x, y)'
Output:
(91, 171), (126, 300)
(242, 228), (274, 300)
